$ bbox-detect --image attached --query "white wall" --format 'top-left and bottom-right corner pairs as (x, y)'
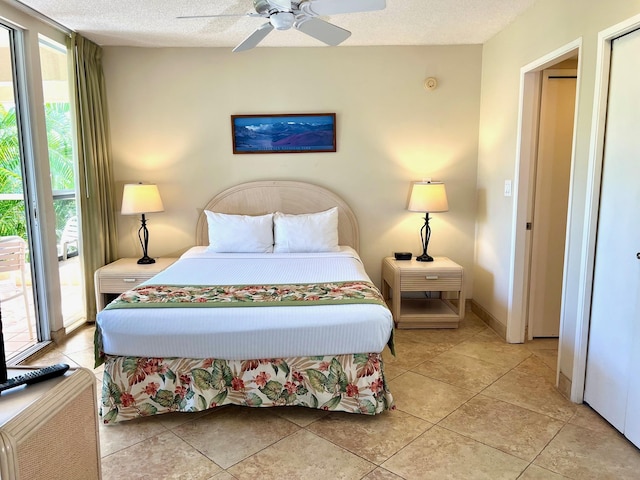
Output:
(102, 45), (482, 291)
(476, 0), (640, 380)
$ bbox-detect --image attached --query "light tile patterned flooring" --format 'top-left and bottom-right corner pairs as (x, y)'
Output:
(23, 312), (640, 480)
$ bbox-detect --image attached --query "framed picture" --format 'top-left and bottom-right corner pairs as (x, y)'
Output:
(231, 113), (336, 154)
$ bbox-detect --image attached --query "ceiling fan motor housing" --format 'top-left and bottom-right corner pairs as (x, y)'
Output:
(253, 0), (272, 14)
(253, 0), (297, 30)
(254, 0), (295, 15)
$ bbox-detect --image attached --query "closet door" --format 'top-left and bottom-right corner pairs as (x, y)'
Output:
(627, 299), (640, 445)
(584, 28), (640, 447)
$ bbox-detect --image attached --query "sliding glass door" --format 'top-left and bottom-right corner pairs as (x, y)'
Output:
(0, 25), (39, 359)
(39, 36), (84, 329)
(0, 17), (83, 362)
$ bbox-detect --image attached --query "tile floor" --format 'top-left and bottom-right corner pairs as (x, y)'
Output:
(23, 312), (640, 480)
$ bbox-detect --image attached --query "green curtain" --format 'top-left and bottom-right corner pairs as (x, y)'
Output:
(69, 33), (118, 322)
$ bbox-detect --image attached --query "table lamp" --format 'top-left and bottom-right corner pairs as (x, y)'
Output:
(407, 180), (449, 262)
(121, 183), (164, 264)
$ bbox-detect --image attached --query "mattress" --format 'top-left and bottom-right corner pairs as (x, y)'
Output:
(96, 246), (393, 360)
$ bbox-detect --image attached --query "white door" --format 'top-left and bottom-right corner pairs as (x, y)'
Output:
(528, 71), (576, 338)
(626, 289), (640, 446)
(584, 28), (640, 447)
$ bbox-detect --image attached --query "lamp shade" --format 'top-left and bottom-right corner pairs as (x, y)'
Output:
(407, 181), (449, 213)
(121, 183), (164, 215)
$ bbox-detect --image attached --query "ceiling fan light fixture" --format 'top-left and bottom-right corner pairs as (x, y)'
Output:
(270, 11), (295, 30)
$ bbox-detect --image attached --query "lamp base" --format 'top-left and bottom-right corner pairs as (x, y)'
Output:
(416, 253), (434, 262)
(137, 255), (156, 265)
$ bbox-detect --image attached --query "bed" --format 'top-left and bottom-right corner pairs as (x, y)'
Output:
(96, 181), (395, 424)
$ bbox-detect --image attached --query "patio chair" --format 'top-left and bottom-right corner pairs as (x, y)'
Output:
(60, 215), (78, 261)
(0, 236), (33, 339)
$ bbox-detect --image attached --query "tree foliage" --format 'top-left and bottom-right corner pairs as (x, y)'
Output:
(0, 103), (75, 241)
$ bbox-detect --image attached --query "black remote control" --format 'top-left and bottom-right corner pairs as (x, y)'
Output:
(0, 363), (70, 394)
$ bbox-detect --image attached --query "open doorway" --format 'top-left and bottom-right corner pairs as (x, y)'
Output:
(506, 41), (580, 395)
(527, 64), (577, 340)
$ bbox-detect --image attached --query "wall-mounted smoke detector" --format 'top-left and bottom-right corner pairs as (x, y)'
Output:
(424, 77), (438, 91)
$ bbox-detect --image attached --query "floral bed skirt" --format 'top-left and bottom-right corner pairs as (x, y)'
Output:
(101, 352), (395, 424)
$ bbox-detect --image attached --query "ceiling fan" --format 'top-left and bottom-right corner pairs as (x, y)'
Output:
(179, 0), (386, 52)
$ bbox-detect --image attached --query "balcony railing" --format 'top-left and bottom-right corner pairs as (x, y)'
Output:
(1, 191), (84, 359)
(0, 191), (77, 261)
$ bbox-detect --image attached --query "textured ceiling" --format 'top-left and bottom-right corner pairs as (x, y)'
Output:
(11, 0), (537, 48)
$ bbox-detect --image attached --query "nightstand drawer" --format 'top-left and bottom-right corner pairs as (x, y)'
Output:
(98, 275), (154, 293)
(400, 270), (462, 291)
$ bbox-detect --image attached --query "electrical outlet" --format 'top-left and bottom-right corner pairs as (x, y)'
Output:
(504, 180), (512, 197)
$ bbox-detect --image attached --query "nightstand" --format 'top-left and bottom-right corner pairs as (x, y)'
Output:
(94, 257), (177, 311)
(381, 256), (465, 328)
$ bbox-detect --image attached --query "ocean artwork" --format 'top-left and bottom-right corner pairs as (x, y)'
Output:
(231, 113), (336, 154)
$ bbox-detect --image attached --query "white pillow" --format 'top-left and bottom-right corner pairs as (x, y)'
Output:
(205, 211), (274, 253)
(273, 207), (340, 253)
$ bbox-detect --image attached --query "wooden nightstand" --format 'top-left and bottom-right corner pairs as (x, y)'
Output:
(94, 257), (177, 311)
(381, 256), (465, 328)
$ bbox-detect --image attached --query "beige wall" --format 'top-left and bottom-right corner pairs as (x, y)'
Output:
(476, 0), (640, 380)
(102, 45), (482, 291)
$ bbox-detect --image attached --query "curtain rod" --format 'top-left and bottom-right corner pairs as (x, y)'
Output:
(7, 0), (73, 37)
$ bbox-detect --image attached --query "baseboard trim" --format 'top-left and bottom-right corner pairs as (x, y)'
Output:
(50, 327), (66, 344)
(557, 371), (572, 399)
(470, 300), (507, 341)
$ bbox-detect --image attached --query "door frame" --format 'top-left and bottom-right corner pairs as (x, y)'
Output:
(571, 13), (640, 403)
(507, 39), (581, 347)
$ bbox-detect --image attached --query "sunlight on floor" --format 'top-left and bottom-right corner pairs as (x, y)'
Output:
(1, 256), (84, 361)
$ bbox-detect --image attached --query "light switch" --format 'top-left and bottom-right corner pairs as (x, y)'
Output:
(504, 180), (512, 197)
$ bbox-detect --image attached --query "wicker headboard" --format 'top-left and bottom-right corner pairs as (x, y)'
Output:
(195, 180), (360, 252)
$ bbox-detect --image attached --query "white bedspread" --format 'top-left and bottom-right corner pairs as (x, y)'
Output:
(97, 247), (393, 360)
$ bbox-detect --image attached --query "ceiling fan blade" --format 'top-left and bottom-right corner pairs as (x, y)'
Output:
(296, 17), (351, 46)
(302, 0), (385, 16)
(232, 22), (275, 52)
(177, 13), (262, 19)
(269, 0), (292, 10)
